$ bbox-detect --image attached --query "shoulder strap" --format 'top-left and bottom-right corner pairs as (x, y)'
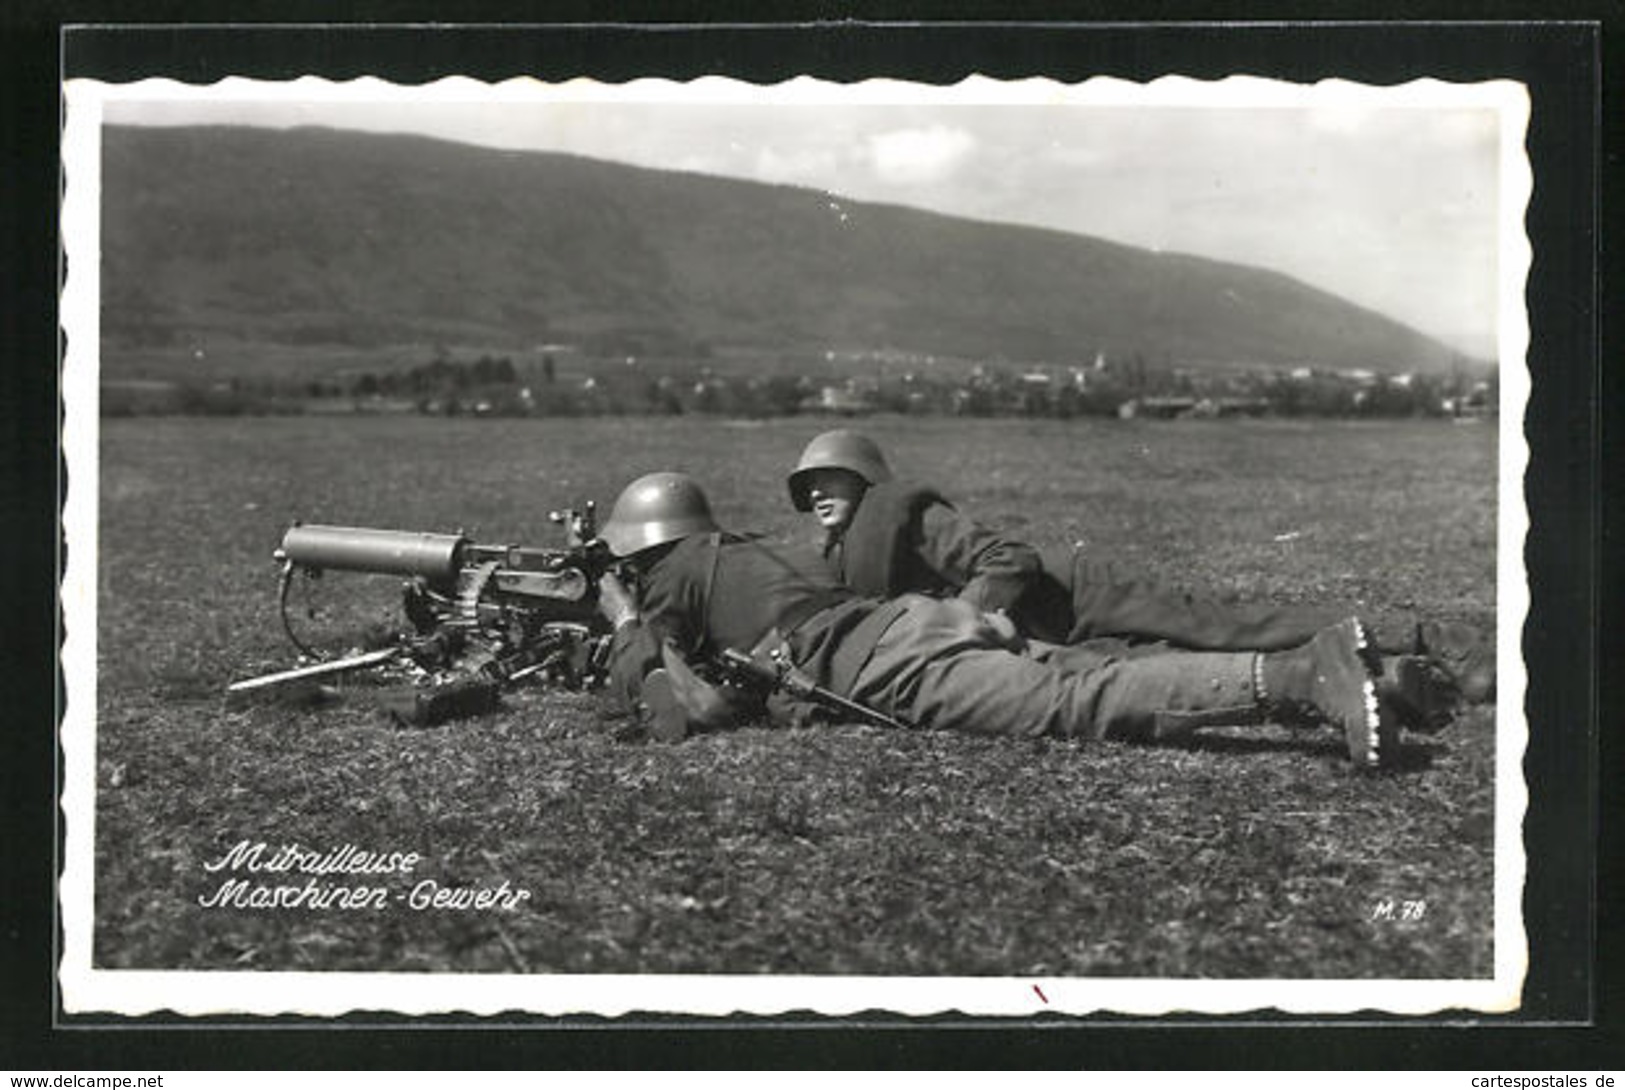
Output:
(695, 531), (724, 655)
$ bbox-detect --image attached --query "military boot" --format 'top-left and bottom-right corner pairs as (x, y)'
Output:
(1416, 620), (1495, 704)
(637, 668), (691, 742)
(1258, 617), (1394, 769)
(1377, 654), (1460, 734)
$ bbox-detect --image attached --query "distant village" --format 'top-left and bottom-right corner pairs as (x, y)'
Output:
(102, 344), (1498, 421)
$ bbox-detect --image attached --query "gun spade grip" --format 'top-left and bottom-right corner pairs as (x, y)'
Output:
(280, 524), (466, 580)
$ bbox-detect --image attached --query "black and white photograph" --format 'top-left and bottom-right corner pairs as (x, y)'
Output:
(58, 57), (1537, 1021)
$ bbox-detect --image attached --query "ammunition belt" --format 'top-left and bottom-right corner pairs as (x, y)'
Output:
(456, 560), (501, 628)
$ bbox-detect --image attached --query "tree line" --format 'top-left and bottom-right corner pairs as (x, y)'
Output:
(102, 351), (1496, 420)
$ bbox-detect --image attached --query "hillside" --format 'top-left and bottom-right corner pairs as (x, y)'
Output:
(99, 125), (1473, 375)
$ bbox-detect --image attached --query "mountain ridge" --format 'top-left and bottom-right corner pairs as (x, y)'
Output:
(99, 124), (1478, 376)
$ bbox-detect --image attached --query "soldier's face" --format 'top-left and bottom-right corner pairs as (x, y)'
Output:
(804, 469), (868, 532)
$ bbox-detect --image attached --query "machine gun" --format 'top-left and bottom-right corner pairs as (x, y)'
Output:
(227, 506), (613, 724)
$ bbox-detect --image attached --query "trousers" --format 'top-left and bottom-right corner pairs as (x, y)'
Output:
(1014, 548), (1349, 651)
(845, 595), (1260, 741)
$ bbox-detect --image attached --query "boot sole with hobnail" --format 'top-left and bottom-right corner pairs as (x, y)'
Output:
(1309, 618), (1394, 769)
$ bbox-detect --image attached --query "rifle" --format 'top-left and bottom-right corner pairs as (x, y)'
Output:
(227, 506), (613, 724)
(714, 647), (910, 731)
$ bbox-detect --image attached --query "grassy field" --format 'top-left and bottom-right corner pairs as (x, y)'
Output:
(90, 414), (1499, 982)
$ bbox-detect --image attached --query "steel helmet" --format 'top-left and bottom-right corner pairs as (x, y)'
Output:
(786, 429), (894, 511)
(599, 472), (721, 557)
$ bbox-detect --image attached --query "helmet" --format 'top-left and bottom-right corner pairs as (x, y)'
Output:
(786, 430), (894, 511)
(599, 472), (720, 557)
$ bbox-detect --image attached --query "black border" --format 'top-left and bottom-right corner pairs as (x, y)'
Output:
(5, 6), (1619, 1070)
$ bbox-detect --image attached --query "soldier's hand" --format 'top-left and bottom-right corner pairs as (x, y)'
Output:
(596, 570), (639, 630)
(977, 609), (1022, 649)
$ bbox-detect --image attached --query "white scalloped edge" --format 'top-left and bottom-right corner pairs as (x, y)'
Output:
(59, 72), (1532, 1021)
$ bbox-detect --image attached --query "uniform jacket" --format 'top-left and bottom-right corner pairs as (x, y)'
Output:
(819, 483), (1349, 653)
(821, 480), (1044, 615)
(607, 532), (906, 709)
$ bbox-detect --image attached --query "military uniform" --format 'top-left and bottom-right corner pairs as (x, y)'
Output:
(607, 529), (1335, 747)
(817, 478), (1345, 651)
(597, 471), (1394, 765)
(788, 429), (1492, 715)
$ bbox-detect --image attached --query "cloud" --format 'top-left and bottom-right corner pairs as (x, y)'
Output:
(865, 125), (977, 186)
(752, 144), (847, 186)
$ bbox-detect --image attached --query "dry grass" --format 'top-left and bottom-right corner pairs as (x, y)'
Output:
(92, 414), (1499, 978)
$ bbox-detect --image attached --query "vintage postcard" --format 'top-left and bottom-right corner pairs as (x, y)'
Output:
(59, 69), (1530, 1019)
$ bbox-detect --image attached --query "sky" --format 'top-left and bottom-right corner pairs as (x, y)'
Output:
(97, 77), (1522, 359)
